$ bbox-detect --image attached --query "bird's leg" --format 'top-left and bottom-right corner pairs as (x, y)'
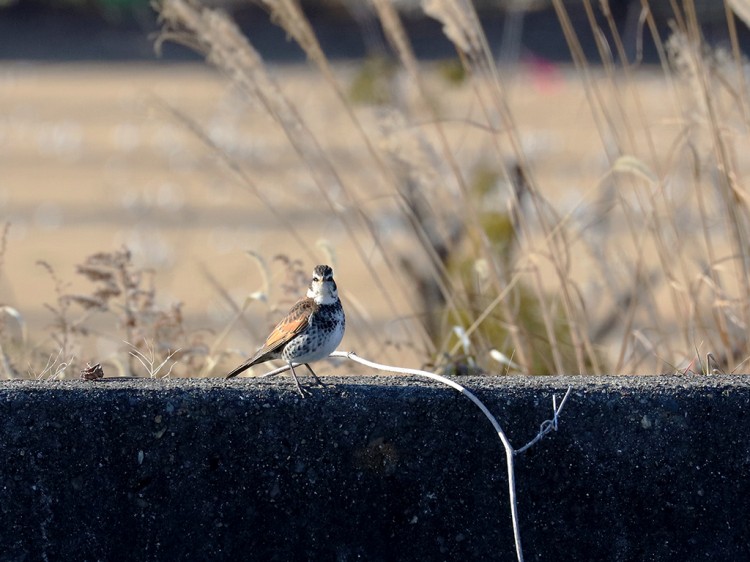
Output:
(288, 363), (312, 397)
(303, 363), (327, 387)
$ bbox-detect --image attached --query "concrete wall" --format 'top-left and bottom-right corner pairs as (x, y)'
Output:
(0, 375), (748, 561)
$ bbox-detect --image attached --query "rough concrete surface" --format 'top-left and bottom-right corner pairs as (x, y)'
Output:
(0, 375), (748, 561)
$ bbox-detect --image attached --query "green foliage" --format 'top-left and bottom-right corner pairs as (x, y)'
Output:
(348, 55), (398, 106)
(430, 165), (603, 375)
(436, 58), (467, 86)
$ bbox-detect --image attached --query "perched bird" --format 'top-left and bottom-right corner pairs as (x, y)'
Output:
(226, 264), (345, 396)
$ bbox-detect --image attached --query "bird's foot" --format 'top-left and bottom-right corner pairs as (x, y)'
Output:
(303, 363), (328, 388)
(294, 382), (314, 398)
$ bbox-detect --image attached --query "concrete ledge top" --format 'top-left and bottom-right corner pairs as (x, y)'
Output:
(3, 373), (750, 392)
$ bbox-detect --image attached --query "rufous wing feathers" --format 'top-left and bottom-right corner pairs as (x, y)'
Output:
(225, 297), (317, 379)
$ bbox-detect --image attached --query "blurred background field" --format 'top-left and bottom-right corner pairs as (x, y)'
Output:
(3, 0), (750, 379)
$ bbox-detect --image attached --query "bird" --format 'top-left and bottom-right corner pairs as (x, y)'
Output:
(225, 264), (345, 397)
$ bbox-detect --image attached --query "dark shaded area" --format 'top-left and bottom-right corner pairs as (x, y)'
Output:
(0, 1), (747, 64)
(0, 375), (748, 561)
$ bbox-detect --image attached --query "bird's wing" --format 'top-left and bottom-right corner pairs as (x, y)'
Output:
(257, 297), (317, 357)
(226, 297), (317, 379)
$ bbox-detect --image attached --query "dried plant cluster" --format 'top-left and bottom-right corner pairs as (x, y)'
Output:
(0, 246), (204, 378)
(4, 0), (750, 378)
(153, 0), (750, 377)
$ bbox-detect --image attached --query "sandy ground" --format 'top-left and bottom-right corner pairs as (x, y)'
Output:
(0, 61), (697, 374)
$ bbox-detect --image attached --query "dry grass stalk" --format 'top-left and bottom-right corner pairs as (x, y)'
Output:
(3, 1), (750, 377)
(727, 0), (750, 29)
(422, 0), (483, 62)
(255, 0), (449, 356)
(372, 1), (532, 370)
(422, 0), (601, 373)
(155, 99), (317, 257)
(259, 0), (327, 70)
(158, 0), (436, 358)
(555, 0), (750, 372)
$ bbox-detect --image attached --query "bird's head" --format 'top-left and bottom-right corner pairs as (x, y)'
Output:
(307, 264), (338, 305)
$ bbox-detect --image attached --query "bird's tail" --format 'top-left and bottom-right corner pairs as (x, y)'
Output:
(225, 359), (254, 379)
